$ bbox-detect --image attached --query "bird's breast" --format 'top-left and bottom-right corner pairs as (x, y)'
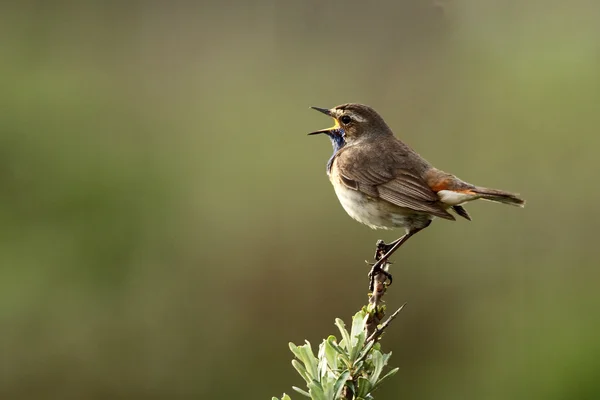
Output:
(329, 168), (427, 231)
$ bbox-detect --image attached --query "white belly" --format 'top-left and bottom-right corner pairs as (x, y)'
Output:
(331, 177), (426, 231)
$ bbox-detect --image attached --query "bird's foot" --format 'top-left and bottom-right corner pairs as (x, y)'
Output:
(367, 262), (393, 292)
(367, 241), (395, 292)
(367, 258), (393, 293)
(373, 239), (397, 260)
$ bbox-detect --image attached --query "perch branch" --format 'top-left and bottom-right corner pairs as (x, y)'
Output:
(365, 239), (399, 338)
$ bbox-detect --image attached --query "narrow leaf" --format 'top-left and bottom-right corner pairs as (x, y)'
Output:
(356, 376), (373, 398)
(308, 381), (327, 400)
(374, 367), (400, 390)
(321, 375), (336, 400)
(349, 331), (366, 363)
(350, 310), (369, 344)
(292, 359), (311, 384)
(356, 339), (375, 364)
(369, 350), (385, 386)
(292, 386), (311, 398)
(382, 351), (392, 366)
(348, 311), (369, 363)
(326, 336), (345, 355)
(353, 361), (364, 374)
(289, 343), (302, 360)
(327, 336), (351, 367)
(345, 380), (356, 396)
(333, 370), (351, 399)
(334, 318), (351, 350)
(298, 341), (319, 380)
(324, 336), (339, 372)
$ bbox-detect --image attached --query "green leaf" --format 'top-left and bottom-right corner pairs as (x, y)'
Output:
(289, 340), (319, 382)
(334, 318), (352, 351)
(326, 335), (351, 368)
(317, 340), (338, 381)
(321, 375), (336, 400)
(297, 341), (319, 380)
(292, 386), (311, 398)
(345, 380), (356, 396)
(333, 370), (351, 399)
(348, 310), (369, 363)
(356, 376), (373, 398)
(282, 395), (292, 400)
(290, 341), (321, 381)
(374, 367), (399, 390)
(350, 310), (368, 344)
(292, 359), (311, 384)
(326, 336), (343, 353)
(349, 331), (366, 363)
(353, 361), (364, 374)
(324, 336), (339, 371)
(356, 338), (375, 364)
(289, 343), (302, 360)
(308, 381), (327, 400)
(382, 351), (392, 367)
(368, 350), (385, 386)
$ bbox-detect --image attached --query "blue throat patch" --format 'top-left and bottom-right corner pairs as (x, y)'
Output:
(326, 129), (346, 174)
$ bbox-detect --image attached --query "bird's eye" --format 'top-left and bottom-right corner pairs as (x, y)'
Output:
(340, 115), (352, 124)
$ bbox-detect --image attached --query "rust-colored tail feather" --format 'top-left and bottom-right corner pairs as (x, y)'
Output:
(473, 187), (525, 207)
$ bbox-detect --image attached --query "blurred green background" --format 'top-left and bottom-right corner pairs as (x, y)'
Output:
(1, 1), (599, 399)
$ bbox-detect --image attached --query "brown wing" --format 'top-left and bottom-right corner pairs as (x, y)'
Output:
(335, 147), (455, 220)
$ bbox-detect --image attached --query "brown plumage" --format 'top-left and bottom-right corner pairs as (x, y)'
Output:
(308, 103), (525, 289)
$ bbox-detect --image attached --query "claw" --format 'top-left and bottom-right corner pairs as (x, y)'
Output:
(367, 227), (428, 293)
(368, 262), (393, 292)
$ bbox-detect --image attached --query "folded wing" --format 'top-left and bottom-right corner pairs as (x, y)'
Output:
(335, 149), (455, 220)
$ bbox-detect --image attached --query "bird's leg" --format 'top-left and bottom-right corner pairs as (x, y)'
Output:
(368, 234), (409, 291)
(368, 225), (428, 292)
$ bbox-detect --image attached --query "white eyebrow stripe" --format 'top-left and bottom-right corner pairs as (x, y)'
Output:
(347, 112), (365, 122)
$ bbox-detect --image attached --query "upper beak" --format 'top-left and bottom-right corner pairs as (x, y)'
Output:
(310, 106), (331, 116)
(308, 106), (337, 135)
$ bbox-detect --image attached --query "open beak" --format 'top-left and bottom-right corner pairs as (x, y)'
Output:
(308, 106), (340, 135)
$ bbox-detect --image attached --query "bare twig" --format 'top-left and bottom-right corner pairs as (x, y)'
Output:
(366, 304), (405, 344)
(366, 239), (395, 337)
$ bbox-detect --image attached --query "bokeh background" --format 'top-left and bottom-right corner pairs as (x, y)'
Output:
(1, 1), (599, 399)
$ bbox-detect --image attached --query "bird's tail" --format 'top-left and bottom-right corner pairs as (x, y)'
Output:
(472, 187), (525, 207)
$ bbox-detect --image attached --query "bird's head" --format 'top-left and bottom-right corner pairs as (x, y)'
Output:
(308, 103), (391, 148)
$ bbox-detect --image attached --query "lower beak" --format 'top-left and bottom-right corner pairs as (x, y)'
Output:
(308, 128), (332, 136)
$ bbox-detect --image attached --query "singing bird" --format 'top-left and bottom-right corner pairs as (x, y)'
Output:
(308, 103), (525, 288)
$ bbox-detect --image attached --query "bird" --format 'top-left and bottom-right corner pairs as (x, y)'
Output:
(308, 103), (525, 290)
